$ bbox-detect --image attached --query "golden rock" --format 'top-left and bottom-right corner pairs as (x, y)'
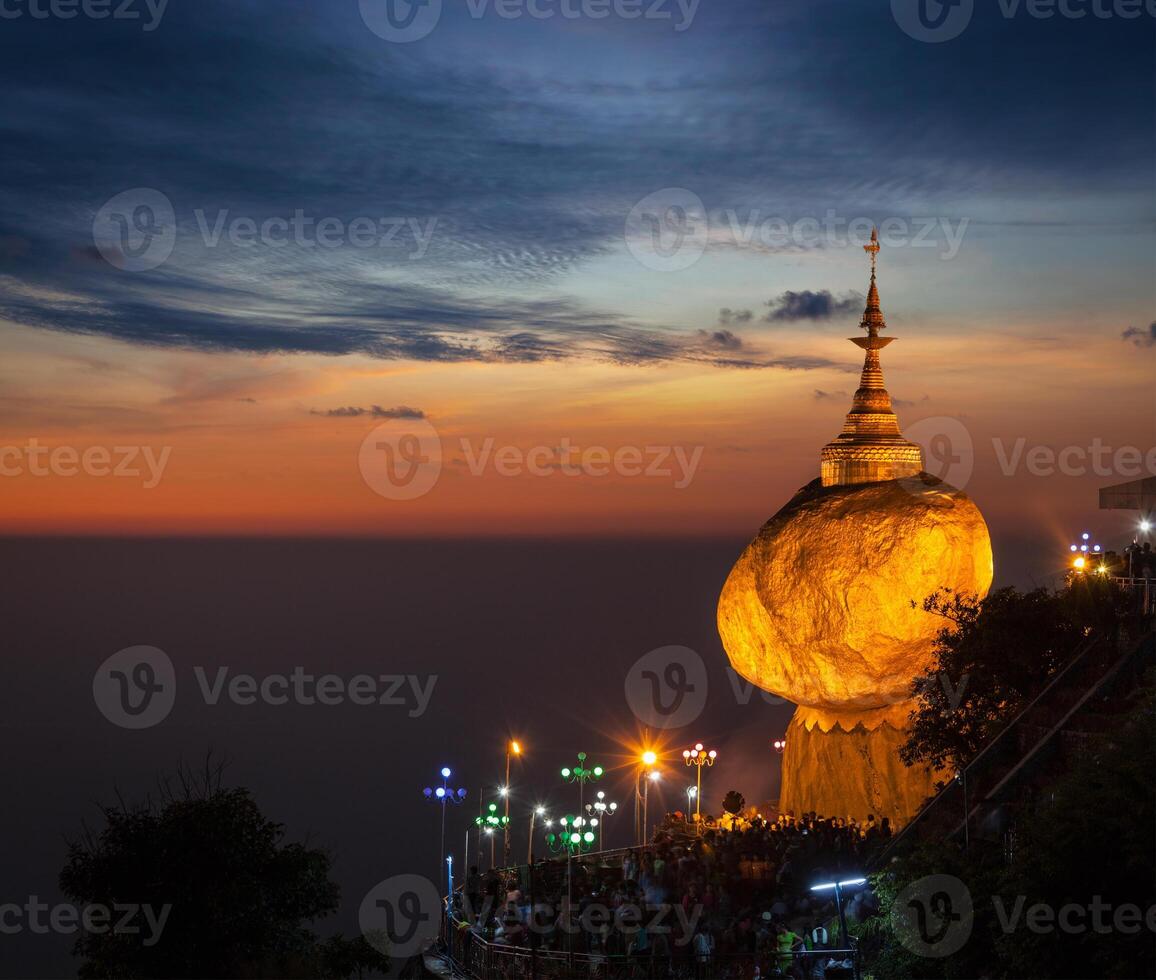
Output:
(718, 473), (993, 711)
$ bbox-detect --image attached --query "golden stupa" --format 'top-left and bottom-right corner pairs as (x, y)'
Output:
(717, 231), (993, 826)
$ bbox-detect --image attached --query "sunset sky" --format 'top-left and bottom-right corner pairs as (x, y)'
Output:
(1, 0), (1152, 574)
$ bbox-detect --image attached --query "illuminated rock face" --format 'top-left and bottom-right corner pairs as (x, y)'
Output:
(718, 473), (993, 711)
(777, 704), (941, 825)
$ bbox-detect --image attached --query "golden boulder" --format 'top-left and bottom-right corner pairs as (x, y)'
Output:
(717, 473), (993, 711)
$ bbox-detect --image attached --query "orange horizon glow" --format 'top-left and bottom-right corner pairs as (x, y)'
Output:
(1, 317), (1151, 558)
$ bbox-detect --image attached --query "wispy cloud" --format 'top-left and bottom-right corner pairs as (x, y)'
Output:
(311, 405), (426, 419)
(1121, 323), (1156, 348)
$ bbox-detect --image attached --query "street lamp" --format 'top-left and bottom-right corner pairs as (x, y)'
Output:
(585, 791), (618, 850)
(773, 738), (787, 754)
(1069, 532), (1104, 574)
(560, 752), (603, 818)
(503, 740), (522, 867)
(686, 785), (697, 819)
(639, 769), (660, 844)
(475, 802), (509, 870)
(527, 806), (547, 865)
(635, 750), (658, 845)
(423, 767), (467, 898)
(682, 743), (717, 823)
(810, 877), (867, 951)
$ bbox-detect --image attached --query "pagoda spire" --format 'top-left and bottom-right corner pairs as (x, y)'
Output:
(819, 229), (924, 487)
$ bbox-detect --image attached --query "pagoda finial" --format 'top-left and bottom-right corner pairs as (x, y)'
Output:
(860, 227), (886, 338)
(818, 227), (923, 487)
(865, 225), (880, 272)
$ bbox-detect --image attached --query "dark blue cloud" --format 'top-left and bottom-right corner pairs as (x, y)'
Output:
(0, 0), (1149, 363)
(765, 290), (862, 322)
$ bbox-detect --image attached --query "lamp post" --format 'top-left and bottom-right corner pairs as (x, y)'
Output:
(810, 877), (867, 961)
(682, 743), (717, 823)
(423, 767), (467, 900)
(636, 751), (657, 845)
(545, 811), (598, 960)
(528, 806), (547, 865)
(560, 752), (603, 823)
(1069, 532), (1104, 575)
(558, 753), (602, 956)
(475, 802), (509, 870)
(504, 740), (521, 868)
(585, 791), (618, 850)
(640, 770), (660, 844)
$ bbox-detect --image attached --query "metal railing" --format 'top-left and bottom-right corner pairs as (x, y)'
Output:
(444, 917), (861, 979)
(1111, 576), (1155, 616)
(875, 628), (1154, 865)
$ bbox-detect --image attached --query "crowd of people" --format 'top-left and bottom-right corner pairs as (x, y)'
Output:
(1122, 540), (1156, 579)
(455, 811), (890, 978)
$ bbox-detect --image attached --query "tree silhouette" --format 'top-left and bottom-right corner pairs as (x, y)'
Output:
(59, 760), (388, 978)
(722, 790), (745, 815)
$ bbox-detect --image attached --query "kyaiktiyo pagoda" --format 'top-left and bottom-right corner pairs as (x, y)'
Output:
(717, 230), (993, 827)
